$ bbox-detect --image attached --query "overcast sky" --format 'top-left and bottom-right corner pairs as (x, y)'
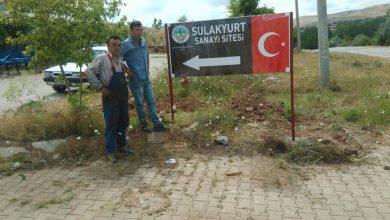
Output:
(118, 0), (390, 26)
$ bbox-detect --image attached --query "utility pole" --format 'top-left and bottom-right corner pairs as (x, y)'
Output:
(317, 0), (330, 88)
(295, 0), (301, 52)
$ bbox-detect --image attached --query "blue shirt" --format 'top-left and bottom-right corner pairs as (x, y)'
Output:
(121, 37), (149, 80)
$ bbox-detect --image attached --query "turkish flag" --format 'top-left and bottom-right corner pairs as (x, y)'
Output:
(251, 13), (291, 74)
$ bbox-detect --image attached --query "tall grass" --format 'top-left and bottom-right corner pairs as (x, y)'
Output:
(152, 69), (266, 102)
(266, 52), (390, 127)
(0, 98), (104, 142)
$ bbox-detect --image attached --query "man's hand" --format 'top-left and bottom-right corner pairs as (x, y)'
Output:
(101, 88), (110, 97)
(122, 64), (135, 78)
(126, 71), (135, 78)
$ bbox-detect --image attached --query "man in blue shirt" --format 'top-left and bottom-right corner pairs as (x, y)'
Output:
(121, 21), (168, 133)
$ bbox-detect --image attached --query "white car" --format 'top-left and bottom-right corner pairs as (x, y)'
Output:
(43, 46), (107, 92)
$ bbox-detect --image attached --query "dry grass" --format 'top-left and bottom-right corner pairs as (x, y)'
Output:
(0, 98), (104, 142)
(265, 52), (390, 128)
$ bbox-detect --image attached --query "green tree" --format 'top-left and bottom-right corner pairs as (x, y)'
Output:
(301, 26), (318, 49)
(228, 0), (274, 17)
(300, 25), (332, 49)
(0, 13), (31, 49)
(351, 34), (371, 46)
(334, 17), (387, 41)
(152, 18), (162, 30)
(329, 35), (342, 47)
(0, 14), (9, 48)
(376, 17), (390, 46)
(6, 0), (122, 92)
(177, 15), (188, 23)
(108, 16), (129, 40)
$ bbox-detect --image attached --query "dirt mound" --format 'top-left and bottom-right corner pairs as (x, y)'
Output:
(230, 90), (288, 126)
(157, 95), (203, 113)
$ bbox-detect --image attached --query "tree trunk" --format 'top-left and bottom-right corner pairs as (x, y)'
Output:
(59, 65), (70, 92)
(79, 66), (83, 111)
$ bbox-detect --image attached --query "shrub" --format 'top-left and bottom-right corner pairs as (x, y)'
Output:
(351, 34), (372, 46)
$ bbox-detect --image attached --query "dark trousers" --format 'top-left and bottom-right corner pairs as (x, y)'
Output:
(103, 101), (128, 153)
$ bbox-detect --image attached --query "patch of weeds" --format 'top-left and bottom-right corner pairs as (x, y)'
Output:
(52, 180), (66, 187)
(348, 60), (383, 69)
(276, 158), (288, 170)
(0, 157), (12, 177)
(17, 101), (45, 113)
(151, 68), (170, 98)
(0, 152), (51, 176)
(34, 191), (74, 209)
(190, 76), (233, 100)
(65, 186), (72, 193)
(331, 123), (344, 132)
(18, 172), (26, 181)
(299, 91), (336, 115)
(261, 136), (288, 154)
(173, 111), (194, 128)
(153, 70), (192, 99)
(189, 106), (236, 147)
(283, 101), (292, 122)
(56, 137), (104, 163)
(67, 87), (90, 113)
(194, 106), (236, 129)
(342, 109), (362, 123)
(211, 175), (218, 187)
(129, 117), (139, 130)
(20, 198), (32, 206)
(0, 96), (104, 142)
(327, 82), (341, 92)
(284, 139), (351, 164)
(363, 94), (390, 126)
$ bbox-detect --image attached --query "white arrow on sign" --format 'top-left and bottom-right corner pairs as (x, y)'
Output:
(183, 55), (241, 70)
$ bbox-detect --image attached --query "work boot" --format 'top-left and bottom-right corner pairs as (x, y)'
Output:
(106, 153), (117, 163)
(153, 123), (169, 132)
(141, 124), (153, 133)
(118, 146), (134, 156)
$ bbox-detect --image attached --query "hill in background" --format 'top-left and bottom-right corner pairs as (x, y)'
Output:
(296, 3), (390, 27)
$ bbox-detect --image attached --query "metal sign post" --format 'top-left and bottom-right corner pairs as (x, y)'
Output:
(164, 23), (175, 122)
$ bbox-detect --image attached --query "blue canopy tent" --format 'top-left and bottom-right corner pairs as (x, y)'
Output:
(0, 49), (32, 73)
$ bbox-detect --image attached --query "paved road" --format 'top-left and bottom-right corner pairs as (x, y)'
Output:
(0, 73), (59, 113)
(0, 139), (389, 219)
(0, 54), (167, 113)
(312, 46), (390, 58)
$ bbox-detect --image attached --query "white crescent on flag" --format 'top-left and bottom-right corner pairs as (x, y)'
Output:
(258, 32), (280, 58)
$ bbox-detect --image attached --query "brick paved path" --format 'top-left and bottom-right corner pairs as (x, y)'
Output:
(0, 143), (389, 220)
